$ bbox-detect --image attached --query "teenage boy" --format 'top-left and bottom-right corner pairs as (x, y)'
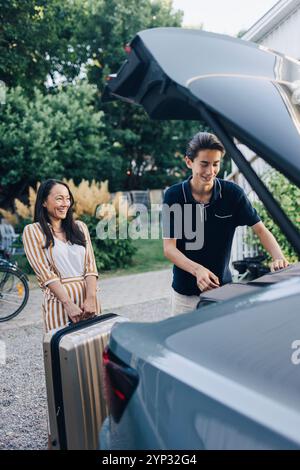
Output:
(163, 132), (289, 315)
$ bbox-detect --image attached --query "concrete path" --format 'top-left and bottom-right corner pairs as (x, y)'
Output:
(1, 269), (173, 331)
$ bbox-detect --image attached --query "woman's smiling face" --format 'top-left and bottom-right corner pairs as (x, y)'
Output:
(43, 183), (71, 221)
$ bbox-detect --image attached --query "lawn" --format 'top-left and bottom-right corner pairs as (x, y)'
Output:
(101, 237), (172, 279)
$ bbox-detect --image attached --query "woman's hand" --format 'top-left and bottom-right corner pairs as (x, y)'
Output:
(63, 300), (83, 324)
(81, 297), (97, 319)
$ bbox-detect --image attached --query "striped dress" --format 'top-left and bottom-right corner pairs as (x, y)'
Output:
(22, 221), (100, 332)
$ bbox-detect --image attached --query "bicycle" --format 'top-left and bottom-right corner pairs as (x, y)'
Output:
(0, 249), (29, 322)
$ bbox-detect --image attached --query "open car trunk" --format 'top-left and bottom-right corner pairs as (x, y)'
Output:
(198, 261), (300, 306)
(103, 27), (300, 256)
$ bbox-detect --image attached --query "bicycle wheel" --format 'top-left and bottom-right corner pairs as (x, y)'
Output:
(0, 266), (29, 322)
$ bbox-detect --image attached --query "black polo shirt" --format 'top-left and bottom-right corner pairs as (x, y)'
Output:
(163, 177), (261, 296)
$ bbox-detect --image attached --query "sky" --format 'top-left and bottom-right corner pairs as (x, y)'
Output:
(172, 0), (279, 36)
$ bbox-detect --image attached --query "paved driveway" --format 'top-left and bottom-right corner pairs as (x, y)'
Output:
(0, 269), (173, 449)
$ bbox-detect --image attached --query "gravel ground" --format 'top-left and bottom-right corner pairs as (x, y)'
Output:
(0, 298), (170, 450)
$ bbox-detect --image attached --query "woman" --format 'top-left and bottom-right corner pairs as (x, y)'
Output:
(22, 179), (101, 332)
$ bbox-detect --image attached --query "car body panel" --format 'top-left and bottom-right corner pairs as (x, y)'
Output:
(100, 278), (300, 449)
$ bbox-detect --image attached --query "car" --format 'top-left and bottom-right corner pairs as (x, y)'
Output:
(99, 27), (300, 450)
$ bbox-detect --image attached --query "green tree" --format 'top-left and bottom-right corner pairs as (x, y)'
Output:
(0, 0), (213, 193)
(78, 0), (205, 190)
(0, 82), (108, 206)
(0, 0), (89, 92)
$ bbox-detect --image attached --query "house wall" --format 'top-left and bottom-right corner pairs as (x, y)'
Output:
(258, 4), (300, 59)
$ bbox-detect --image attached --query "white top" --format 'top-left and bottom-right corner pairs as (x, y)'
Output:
(50, 237), (86, 279)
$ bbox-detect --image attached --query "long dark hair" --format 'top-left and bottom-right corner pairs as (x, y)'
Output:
(34, 179), (86, 249)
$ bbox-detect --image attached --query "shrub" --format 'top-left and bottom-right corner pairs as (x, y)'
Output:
(64, 179), (111, 218)
(80, 214), (136, 271)
(250, 170), (300, 262)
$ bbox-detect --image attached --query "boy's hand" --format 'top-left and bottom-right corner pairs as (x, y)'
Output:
(195, 265), (220, 292)
(270, 258), (289, 272)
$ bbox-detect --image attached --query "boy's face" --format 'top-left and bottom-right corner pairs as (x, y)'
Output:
(185, 149), (222, 186)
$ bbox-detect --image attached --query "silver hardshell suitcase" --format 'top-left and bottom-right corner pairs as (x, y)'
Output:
(43, 313), (127, 450)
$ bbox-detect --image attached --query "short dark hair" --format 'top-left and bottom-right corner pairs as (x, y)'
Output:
(186, 132), (225, 161)
(34, 179), (86, 249)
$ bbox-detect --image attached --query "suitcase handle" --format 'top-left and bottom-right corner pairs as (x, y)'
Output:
(68, 315), (96, 328)
(67, 313), (116, 329)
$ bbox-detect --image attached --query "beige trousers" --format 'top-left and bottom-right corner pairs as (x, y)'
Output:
(170, 289), (200, 316)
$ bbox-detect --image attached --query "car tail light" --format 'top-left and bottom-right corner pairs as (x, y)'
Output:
(103, 346), (139, 423)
